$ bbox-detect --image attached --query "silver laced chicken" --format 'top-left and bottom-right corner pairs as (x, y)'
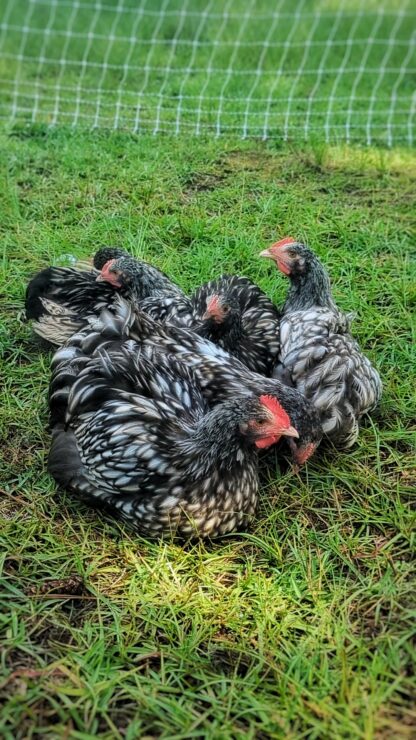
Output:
(25, 247), (193, 346)
(48, 340), (298, 538)
(260, 237), (382, 449)
(189, 275), (281, 375)
(27, 253), (282, 374)
(56, 296), (323, 465)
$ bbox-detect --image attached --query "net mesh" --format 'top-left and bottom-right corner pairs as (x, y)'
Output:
(0, 0), (414, 145)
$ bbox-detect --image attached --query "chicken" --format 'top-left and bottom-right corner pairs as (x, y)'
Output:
(28, 248), (281, 373)
(189, 275), (281, 375)
(26, 247), (126, 317)
(95, 267), (282, 374)
(25, 246), (130, 345)
(95, 250), (186, 303)
(25, 246), (191, 346)
(260, 238), (382, 448)
(48, 341), (298, 538)
(57, 296), (323, 465)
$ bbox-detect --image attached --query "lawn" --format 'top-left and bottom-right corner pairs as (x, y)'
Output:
(0, 127), (415, 738)
(0, 0), (415, 143)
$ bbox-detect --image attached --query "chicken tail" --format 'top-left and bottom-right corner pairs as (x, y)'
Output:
(32, 298), (87, 346)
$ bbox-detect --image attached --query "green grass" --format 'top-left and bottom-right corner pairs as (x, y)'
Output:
(0, 0), (415, 143)
(1, 127), (415, 738)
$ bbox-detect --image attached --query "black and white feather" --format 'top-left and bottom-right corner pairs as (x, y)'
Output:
(25, 246), (191, 346)
(48, 341), (298, 538)
(56, 296), (323, 464)
(262, 238), (382, 448)
(188, 275), (281, 375)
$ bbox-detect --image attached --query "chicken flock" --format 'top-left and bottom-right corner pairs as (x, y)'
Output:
(25, 238), (382, 538)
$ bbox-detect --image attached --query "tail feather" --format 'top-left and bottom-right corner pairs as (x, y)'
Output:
(25, 268), (55, 320)
(48, 425), (86, 489)
(48, 426), (114, 511)
(32, 298), (87, 346)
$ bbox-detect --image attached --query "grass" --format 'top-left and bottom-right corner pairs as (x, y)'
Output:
(0, 126), (415, 738)
(0, 0), (415, 143)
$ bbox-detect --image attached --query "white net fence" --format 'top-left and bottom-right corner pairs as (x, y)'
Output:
(0, 0), (415, 145)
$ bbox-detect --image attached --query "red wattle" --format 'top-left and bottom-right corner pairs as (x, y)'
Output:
(255, 435), (280, 450)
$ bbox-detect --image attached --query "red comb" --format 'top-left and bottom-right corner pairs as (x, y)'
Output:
(259, 395), (291, 427)
(101, 258), (116, 274)
(271, 237), (296, 249)
(96, 258), (122, 288)
(207, 294), (220, 309)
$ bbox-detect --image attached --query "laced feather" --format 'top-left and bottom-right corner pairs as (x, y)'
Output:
(275, 251), (382, 447)
(188, 274), (281, 374)
(25, 253), (190, 347)
(48, 331), (264, 538)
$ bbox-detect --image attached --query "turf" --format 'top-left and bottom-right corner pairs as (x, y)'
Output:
(0, 0), (415, 143)
(0, 127), (415, 738)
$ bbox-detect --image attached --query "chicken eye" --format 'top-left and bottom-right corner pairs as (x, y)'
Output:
(222, 305), (230, 313)
(256, 419), (267, 426)
(286, 249), (297, 258)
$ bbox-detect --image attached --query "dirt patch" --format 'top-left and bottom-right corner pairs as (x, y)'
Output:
(207, 644), (254, 677)
(349, 578), (414, 644)
(375, 701), (416, 739)
(182, 170), (228, 198)
(16, 179), (34, 192)
(399, 469), (416, 490)
(220, 148), (274, 172)
(0, 648), (39, 677)
(385, 437), (415, 455)
(25, 574), (85, 598)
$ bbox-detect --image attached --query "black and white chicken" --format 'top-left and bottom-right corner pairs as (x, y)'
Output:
(260, 237), (382, 448)
(25, 246), (192, 345)
(27, 247), (284, 379)
(60, 297), (323, 465)
(49, 340), (298, 538)
(189, 275), (281, 375)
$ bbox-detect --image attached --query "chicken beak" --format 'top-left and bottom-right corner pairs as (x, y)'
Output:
(282, 425), (299, 439)
(260, 245), (293, 275)
(259, 248), (272, 258)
